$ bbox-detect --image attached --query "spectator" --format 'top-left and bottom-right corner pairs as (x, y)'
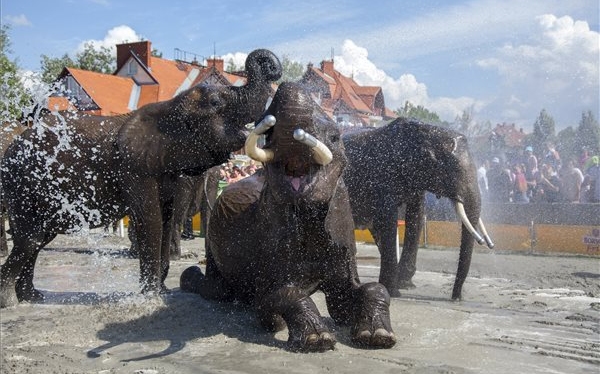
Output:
(512, 164), (529, 203)
(537, 163), (561, 203)
(582, 156), (600, 203)
(579, 148), (590, 171)
(487, 157), (512, 203)
(477, 159), (489, 199)
(543, 142), (561, 171)
(524, 146), (539, 200)
(226, 166), (245, 183)
(244, 160), (259, 175)
(559, 159), (584, 203)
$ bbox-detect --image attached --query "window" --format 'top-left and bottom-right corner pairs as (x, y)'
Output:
(127, 60), (138, 76)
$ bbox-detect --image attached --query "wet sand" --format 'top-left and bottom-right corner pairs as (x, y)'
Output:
(1, 232), (599, 374)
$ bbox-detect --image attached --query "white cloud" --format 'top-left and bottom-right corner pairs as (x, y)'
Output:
(219, 52), (248, 70)
(334, 39), (482, 121)
(5, 14), (32, 27)
(76, 25), (142, 56)
(476, 14), (599, 127)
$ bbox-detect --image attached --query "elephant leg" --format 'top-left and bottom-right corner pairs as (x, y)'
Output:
(452, 225), (475, 301)
(349, 282), (396, 348)
(179, 264), (233, 301)
(15, 249), (44, 302)
(0, 215), (7, 257)
(0, 231), (52, 307)
(169, 222), (182, 261)
(397, 196), (424, 289)
(160, 198), (176, 283)
(131, 212), (163, 292)
(257, 286), (335, 352)
(371, 204), (400, 296)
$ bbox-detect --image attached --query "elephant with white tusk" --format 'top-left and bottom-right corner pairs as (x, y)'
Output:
(180, 82), (396, 352)
(343, 118), (494, 300)
(0, 49), (282, 308)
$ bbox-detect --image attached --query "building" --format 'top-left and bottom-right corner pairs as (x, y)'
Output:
(47, 41), (395, 128)
(299, 60), (396, 127)
(48, 41), (250, 116)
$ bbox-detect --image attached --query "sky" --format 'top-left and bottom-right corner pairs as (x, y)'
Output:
(1, 0), (598, 132)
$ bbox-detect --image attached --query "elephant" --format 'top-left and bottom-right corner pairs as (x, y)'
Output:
(0, 49), (282, 308)
(342, 118), (494, 300)
(180, 82), (396, 352)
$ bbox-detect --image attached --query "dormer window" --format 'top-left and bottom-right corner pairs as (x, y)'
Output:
(127, 60), (138, 76)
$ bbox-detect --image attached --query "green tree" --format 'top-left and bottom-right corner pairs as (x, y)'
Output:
(395, 101), (443, 124)
(531, 109), (556, 155)
(225, 58), (243, 73)
(39, 43), (116, 84)
(151, 48), (162, 58)
(0, 25), (31, 121)
(278, 55), (305, 83)
(40, 53), (76, 83)
(575, 110), (600, 156)
(556, 126), (577, 162)
(75, 42), (114, 74)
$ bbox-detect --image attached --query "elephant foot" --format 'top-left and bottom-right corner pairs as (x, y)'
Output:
(288, 331), (336, 353)
(170, 252), (181, 261)
(397, 279), (416, 290)
(0, 287), (19, 308)
(17, 287), (45, 303)
(351, 283), (396, 349)
(140, 279), (168, 295)
(352, 328), (396, 349)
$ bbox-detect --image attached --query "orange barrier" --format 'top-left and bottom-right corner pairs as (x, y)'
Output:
(355, 220), (600, 256)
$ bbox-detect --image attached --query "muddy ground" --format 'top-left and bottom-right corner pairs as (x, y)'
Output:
(1, 232), (599, 374)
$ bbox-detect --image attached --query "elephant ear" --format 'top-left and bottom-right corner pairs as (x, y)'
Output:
(324, 178), (356, 251)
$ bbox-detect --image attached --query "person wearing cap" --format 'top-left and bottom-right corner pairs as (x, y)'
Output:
(582, 156), (600, 203)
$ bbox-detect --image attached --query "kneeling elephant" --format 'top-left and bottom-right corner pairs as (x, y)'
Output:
(180, 82), (396, 352)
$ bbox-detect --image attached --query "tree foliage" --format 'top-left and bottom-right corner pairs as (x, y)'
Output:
(395, 101), (443, 124)
(40, 42), (116, 84)
(0, 25), (31, 121)
(278, 55), (305, 83)
(531, 109), (556, 154)
(575, 110), (600, 156)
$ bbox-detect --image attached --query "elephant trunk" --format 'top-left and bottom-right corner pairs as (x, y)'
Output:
(231, 50), (282, 122)
(245, 49), (283, 86)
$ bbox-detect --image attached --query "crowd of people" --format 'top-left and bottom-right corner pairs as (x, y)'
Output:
(218, 159), (260, 184)
(477, 142), (600, 204)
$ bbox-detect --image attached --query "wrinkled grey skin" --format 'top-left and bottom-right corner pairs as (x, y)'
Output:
(0, 203), (6, 257)
(169, 165), (221, 259)
(180, 82), (396, 352)
(343, 118), (482, 300)
(0, 49), (282, 308)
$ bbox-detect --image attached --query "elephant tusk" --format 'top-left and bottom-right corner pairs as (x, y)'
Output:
(245, 115), (276, 163)
(293, 128), (333, 165)
(478, 218), (495, 249)
(455, 202), (485, 245)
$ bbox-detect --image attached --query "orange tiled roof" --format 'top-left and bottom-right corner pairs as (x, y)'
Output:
(47, 96), (76, 112)
(302, 61), (393, 125)
(147, 56), (196, 101)
(492, 123), (527, 148)
(67, 67), (134, 115)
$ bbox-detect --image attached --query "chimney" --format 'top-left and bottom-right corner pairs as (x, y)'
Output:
(207, 58), (224, 72)
(320, 60), (334, 75)
(116, 41), (152, 71)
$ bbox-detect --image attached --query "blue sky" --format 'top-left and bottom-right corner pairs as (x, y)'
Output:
(2, 0), (598, 132)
